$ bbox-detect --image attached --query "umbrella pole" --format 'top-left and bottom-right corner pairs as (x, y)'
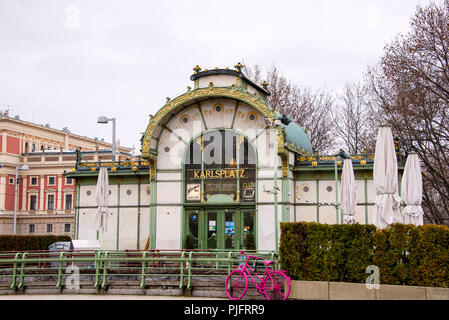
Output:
(334, 157), (340, 224)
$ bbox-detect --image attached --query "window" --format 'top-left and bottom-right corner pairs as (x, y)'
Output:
(30, 177), (38, 186)
(47, 194), (55, 210)
(48, 176), (56, 185)
(64, 224), (71, 233)
(30, 195), (37, 210)
(46, 224), (53, 233)
(184, 130), (256, 202)
(9, 178), (14, 185)
(29, 224), (35, 234)
(65, 194), (73, 210)
(66, 177), (73, 185)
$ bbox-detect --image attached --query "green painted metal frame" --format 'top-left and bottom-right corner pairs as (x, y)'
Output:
(1, 249), (279, 292)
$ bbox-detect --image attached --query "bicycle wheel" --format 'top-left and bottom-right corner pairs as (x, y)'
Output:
(262, 270), (291, 300)
(225, 269), (248, 300)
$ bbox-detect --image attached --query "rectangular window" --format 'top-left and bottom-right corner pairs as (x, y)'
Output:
(30, 177), (38, 186)
(47, 194), (55, 210)
(30, 195), (37, 210)
(46, 224), (53, 233)
(66, 177), (73, 185)
(64, 224), (71, 233)
(9, 178), (14, 185)
(65, 194), (73, 210)
(48, 176), (56, 186)
(29, 224), (35, 234)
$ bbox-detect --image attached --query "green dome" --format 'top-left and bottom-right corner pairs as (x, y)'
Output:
(277, 114), (313, 154)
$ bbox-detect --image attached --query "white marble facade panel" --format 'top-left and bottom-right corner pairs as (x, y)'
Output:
(257, 205), (277, 251)
(79, 185), (95, 207)
(157, 129), (185, 170)
(119, 185), (138, 206)
(140, 184), (151, 206)
(296, 181), (316, 204)
(198, 74), (237, 89)
(156, 206), (181, 250)
(200, 99), (236, 129)
(165, 104), (204, 141)
(319, 180), (339, 204)
(232, 103), (266, 141)
(77, 208), (97, 241)
(118, 208), (138, 250)
(138, 207), (150, 249)
(156, 181), (181, 204)
(295, 205), (317, 222)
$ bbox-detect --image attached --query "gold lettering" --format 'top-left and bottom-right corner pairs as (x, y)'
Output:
(240, 169), (245, 178)
(194, 170), (200, 179)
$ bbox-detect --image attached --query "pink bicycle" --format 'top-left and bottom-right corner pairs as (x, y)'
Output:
(225, 251), (291, 300)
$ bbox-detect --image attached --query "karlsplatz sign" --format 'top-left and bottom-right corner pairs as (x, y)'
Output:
(192, 169), (246, 179)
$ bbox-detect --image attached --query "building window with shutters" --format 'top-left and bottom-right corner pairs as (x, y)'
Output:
(65, 194), (73, 210)
(30, 195), (37, 211)
(47, 194), (55, 210)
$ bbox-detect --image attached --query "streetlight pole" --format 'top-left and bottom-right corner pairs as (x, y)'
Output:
(97, 116), (117, 161)
(13, 164), (29, 235)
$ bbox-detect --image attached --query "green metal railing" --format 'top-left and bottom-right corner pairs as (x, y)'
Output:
(0, 250), (279, 292)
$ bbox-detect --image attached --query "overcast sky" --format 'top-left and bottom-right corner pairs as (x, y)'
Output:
(0, 0), (434, 152)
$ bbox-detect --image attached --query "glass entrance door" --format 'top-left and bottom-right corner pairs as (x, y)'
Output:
(184, 208), (254, 250)
(206, 210), (235, 250)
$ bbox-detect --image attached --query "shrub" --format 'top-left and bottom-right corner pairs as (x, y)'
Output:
(280, 222), (449, 288)
(0, 235), (72, 252)
(280, 222), (376, 283)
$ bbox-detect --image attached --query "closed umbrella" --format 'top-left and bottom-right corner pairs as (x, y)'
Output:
(401, 152), (424, 225)
(373, 125), (402, 228)
(340, 158), (357, 224)
(95, 166), (109, 244)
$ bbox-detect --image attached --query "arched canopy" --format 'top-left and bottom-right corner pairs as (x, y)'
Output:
(141, 86), (275, 159)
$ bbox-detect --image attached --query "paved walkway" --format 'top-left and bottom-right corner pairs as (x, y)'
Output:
(0, 294), (225, 300)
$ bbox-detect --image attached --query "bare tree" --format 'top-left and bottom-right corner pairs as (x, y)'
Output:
(244, 63), (336, 154)
(332, 81), (377, 154)
(365, 0), (449, 225)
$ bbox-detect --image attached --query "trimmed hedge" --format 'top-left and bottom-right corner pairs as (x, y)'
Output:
(280, 222), (449, 288)
(0, 235), (72, 252)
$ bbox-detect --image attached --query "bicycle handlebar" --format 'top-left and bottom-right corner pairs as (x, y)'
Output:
(239, 251), (263, 260)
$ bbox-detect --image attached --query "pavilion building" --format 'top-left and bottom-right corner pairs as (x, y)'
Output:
(68, 64), (404, 251)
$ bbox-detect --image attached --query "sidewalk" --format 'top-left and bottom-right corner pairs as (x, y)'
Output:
(0, 294), (225, 300)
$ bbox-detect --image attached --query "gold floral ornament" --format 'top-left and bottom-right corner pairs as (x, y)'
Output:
(91, 167), (96, 172)
(111, 167), (117, 172)
(234, 62), (245, 72)
(70, 168), (76, 172)
(337, 161), (342, 166)
(311, 161), (318, 166)
(193, 65), (201, 74)
(260, 81), (269, 89)
(360, 160), (367, 166)
(132, 166), (137, 171)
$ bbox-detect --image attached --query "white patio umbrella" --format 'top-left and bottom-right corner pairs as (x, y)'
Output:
(401, 152), (424, 225)
(373, 125), (402, 228)
(340, 158), (357, 224)
(95, 166), (109, 244)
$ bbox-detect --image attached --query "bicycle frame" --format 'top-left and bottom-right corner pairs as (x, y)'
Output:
(238, 252), (273, 292)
